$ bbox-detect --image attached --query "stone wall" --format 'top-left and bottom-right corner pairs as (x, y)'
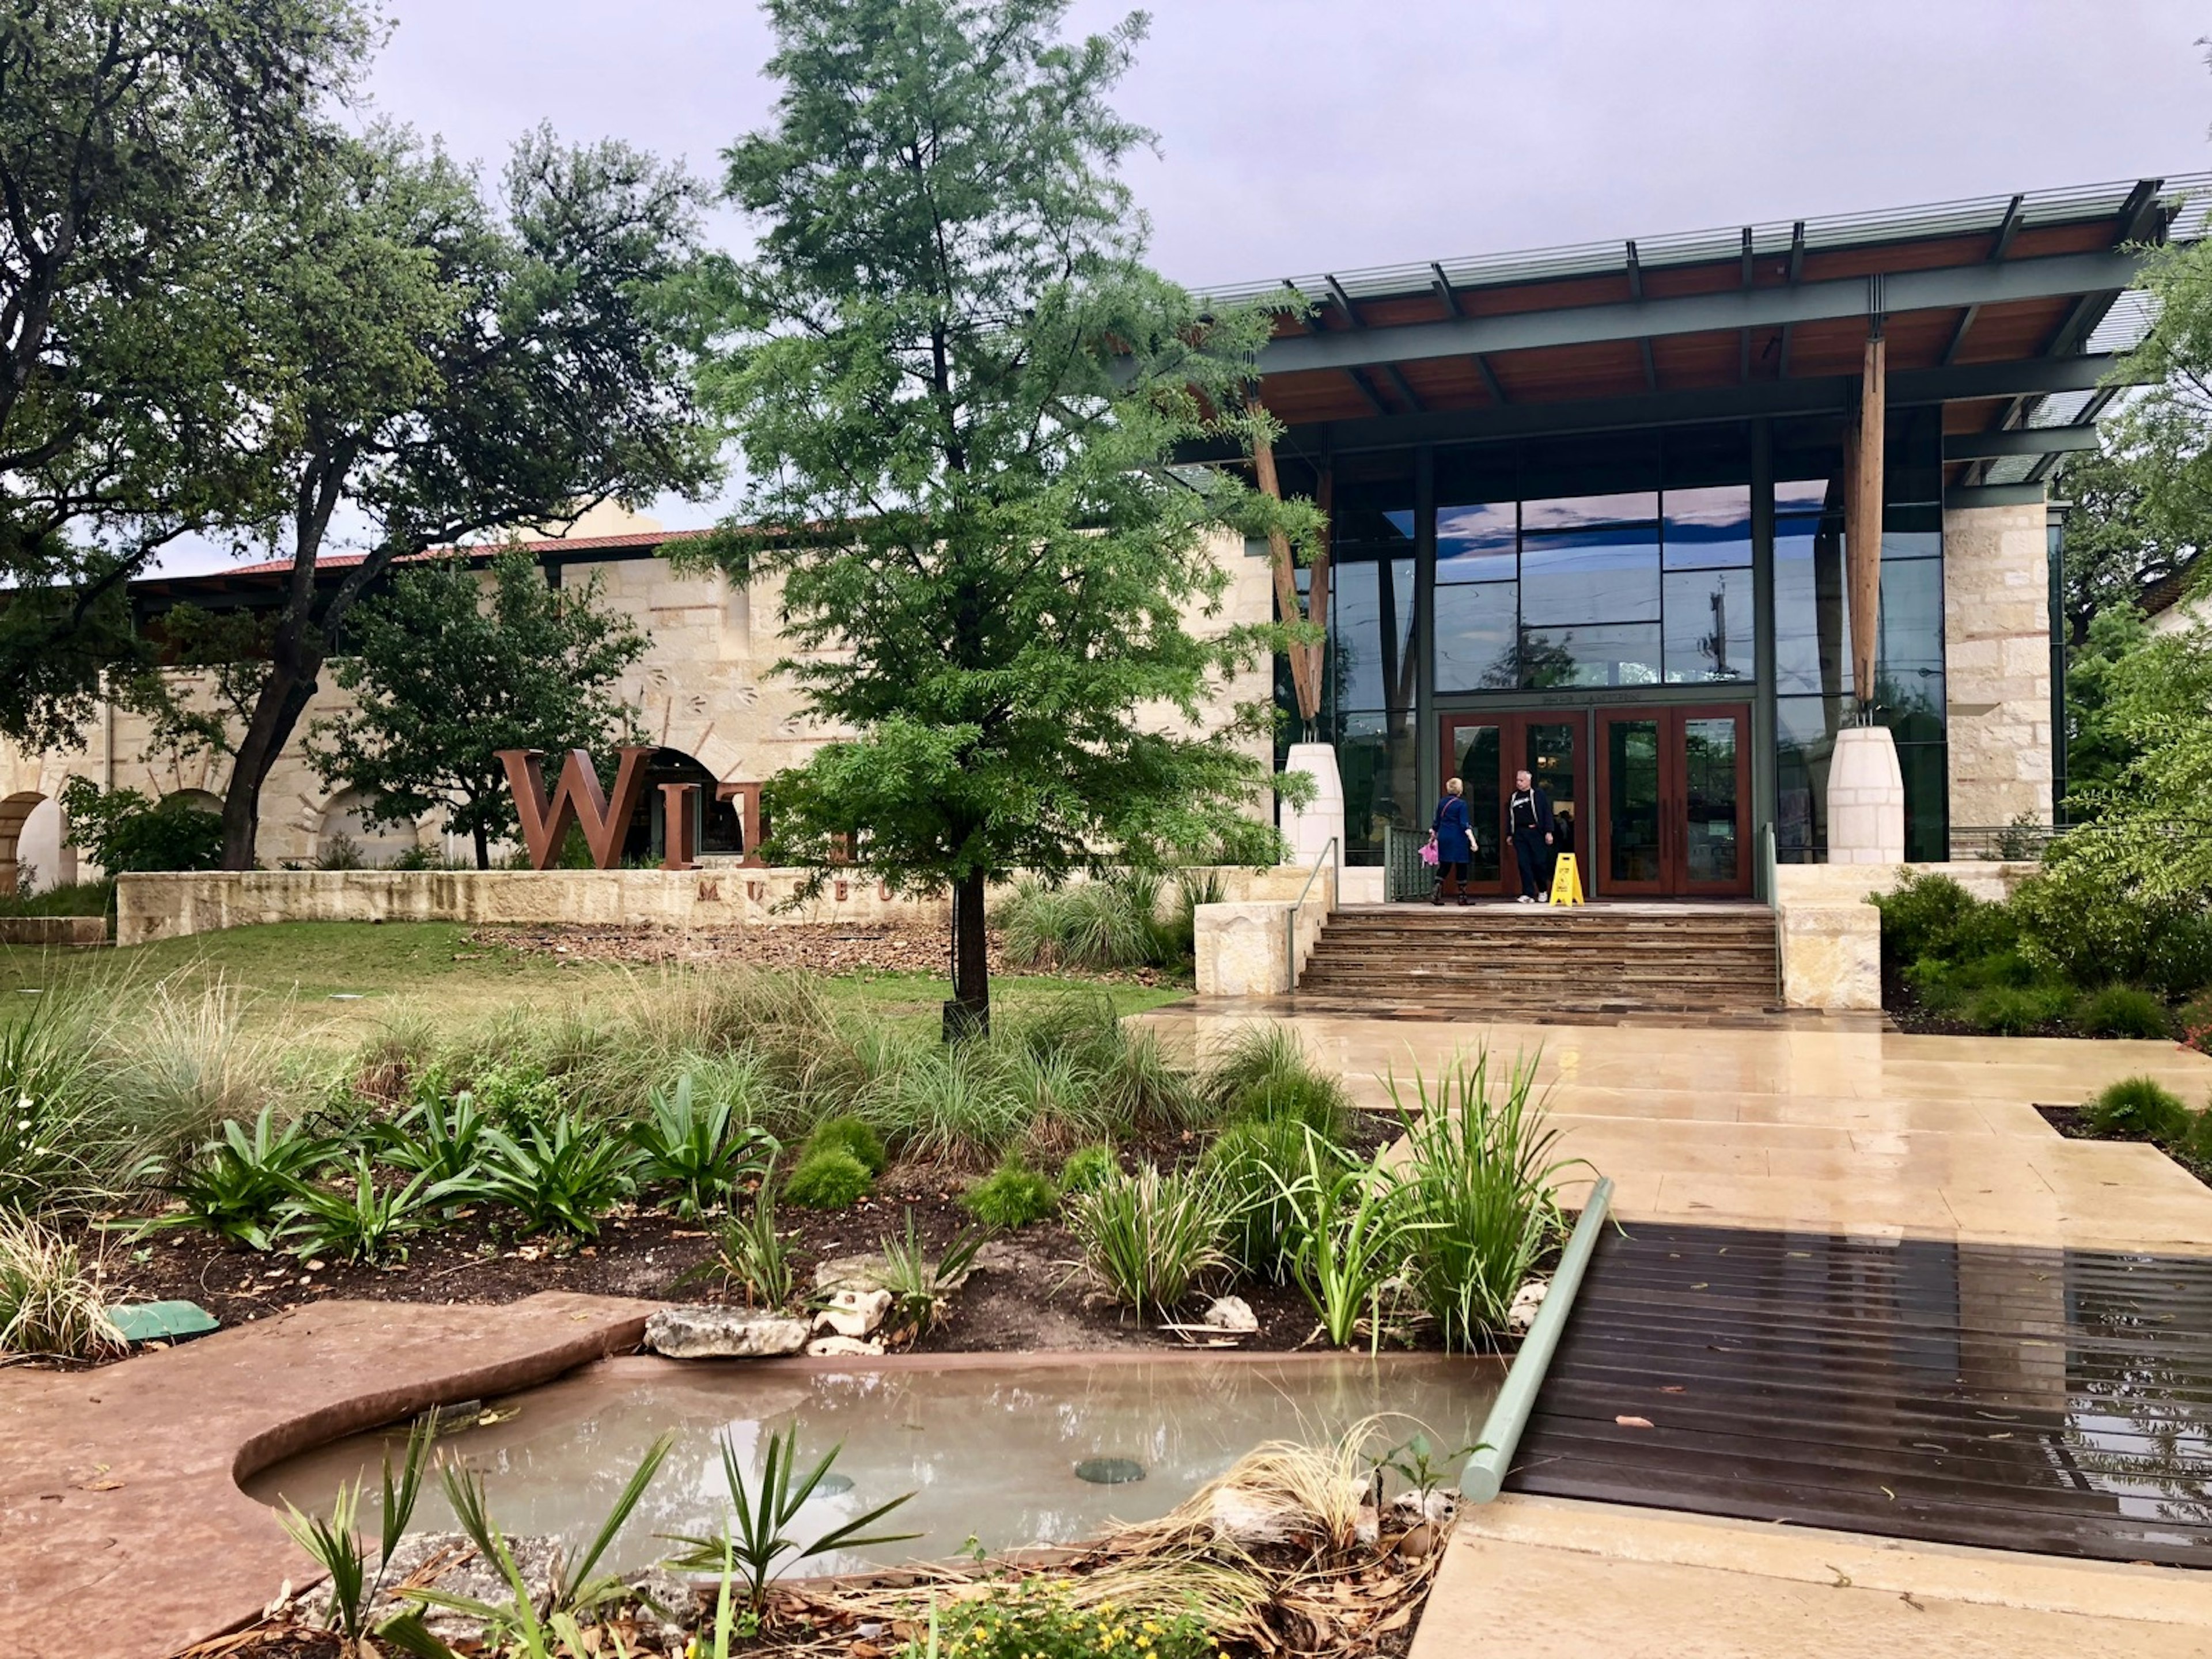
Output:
(1191, 866), (1338, 998)
(1942, 500), (2054, 833)
(1774, 860), (2039, 1011)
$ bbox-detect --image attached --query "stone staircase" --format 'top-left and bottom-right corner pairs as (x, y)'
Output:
(1293, 903), (1782, 1017)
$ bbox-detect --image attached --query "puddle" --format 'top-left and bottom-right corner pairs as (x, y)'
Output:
(245, 1352), (1502, 1574)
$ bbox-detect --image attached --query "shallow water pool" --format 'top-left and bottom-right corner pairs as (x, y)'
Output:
(245, 1352), (1502, 1575)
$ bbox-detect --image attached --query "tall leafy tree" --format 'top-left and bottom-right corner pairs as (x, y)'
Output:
(0, 0), (374, 747)
(685, 0), (1316, 1031)
(305, 550), (648, 868)
(2052, 448), (2183, 650)
(209, 123), (718, 868)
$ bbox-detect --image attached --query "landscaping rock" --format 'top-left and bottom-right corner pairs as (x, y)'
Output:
(1202, 1295), (1259, 1334)
(806, 1335), (885, 1358)
(813, 1287), (893, 1338)
(644, 1306), (809, 1359)
(1507, 1278), (1550, 1335)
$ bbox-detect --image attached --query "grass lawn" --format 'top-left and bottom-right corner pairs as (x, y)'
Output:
(0, 921), (1187, 1046)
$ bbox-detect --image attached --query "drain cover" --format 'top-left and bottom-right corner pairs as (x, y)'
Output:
(815, 1473), (855, 1496)
(1075, 1457), (1145, 1486)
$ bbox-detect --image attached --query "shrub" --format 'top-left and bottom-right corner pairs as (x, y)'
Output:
(1203, 1116), (1346, 1281)
(917, 1579), (1214, 1659)
(0, 877), (115, 919)
(2142, 914), (2212, 1001)
(1391, 1051), (1580, 1351)
(277, 1153), (446, 1265)
(451, 1062), (563, 1129)
(2181, 1107), (2212, 1170)
(2075, 985), (2173, 1041)
(1202, 1024), (1350, 1141)
(1067, 1163), (1229, 1319)
(461, 1113), (640, 1237)
(0, 1213), (123, 1359)
(1058, 1143), (1116, 1195)
(993, 873), (1171, 972)
(1870, 872), (1979, 975)
(785, 1147), (873, 1209)
(1961, 983), (2072, 1036)
(961, 1155), (1058, 1229)
(58, 778), (222, 873)
(804, 1114), (887, 1176)
(2084, 1075), (2192, 1145)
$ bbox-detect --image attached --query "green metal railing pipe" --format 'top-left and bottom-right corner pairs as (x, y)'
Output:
(1460, 1175), (1615, 1505)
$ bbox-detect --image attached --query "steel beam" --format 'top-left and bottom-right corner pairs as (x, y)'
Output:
(1255, 248), (2146, 377)
(1941, 425), (2101, 460)
(1988, 194), (2024, 261)
(1945, 482), (2049, 509)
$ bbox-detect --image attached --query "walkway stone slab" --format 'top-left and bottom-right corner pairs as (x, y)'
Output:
(0, 1291), (654, 1659)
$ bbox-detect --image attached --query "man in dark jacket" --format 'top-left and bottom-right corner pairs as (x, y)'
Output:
(1508, 768), (1555, 903)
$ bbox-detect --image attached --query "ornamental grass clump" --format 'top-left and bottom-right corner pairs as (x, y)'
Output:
(1201, 1024), (1351, 1141)
(2084, 1075), (2193, 1145)
(1202, 1116), (1341, 1282)
(1067, 1163), (1230, 1320)
(0, 1213), (123, 1360)
(2076, 984), (2174, 1040)
(1391, 1048), (1584, 1351)
(960, 1154), (1059, 1229)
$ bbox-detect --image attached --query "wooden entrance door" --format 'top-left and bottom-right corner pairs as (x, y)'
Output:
(1594, 705), (1753, 897)
(1437, 712), (1586, 896)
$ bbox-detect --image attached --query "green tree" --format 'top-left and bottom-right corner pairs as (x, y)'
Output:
(204, 124), (718, 869)
(0, 0), (374, 747)
(684, 0), (1316, 1032)
(306, 550), (649, 868)
(58, 778), (222, 874)
(2052, 448), (2181, 650)
(2062, 603), (2154, 813)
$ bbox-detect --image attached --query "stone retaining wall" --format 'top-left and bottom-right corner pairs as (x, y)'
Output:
(1775, 861), (2039, 1010)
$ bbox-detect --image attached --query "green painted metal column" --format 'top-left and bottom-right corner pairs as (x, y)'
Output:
(1751, 420), (1778, 900)
(1414, 444), (1438, 813)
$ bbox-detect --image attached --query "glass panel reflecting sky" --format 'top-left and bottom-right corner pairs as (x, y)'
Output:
(1520, 490), (1659, 531)
(1434, 583), (1518, 692)
(1329, 556), (1416, 713)
(1773, 514), (1945, 700)
(1521, 528), (1661, 626)
(1520, 622), (1662, 689)
(1775, 478), (1836, 514)
(1436, 502), (1517, 582)
(1663, 566), (1755, 683)
(1662, 485), (1752, 570)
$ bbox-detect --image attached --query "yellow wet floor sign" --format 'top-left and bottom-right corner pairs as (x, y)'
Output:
(1548, 851), (1585, 905)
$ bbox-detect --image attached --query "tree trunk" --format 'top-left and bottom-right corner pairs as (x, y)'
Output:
(473, 822), (490, 869)
(221, 631), (322, 869)
(946, 868), (990, 1040)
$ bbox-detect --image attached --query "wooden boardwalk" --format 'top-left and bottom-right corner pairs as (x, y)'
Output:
(1506, 1221), (2212, 1566)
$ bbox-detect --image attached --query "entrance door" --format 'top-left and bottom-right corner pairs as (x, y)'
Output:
(1596, 706), (1752, 897)
(1438, 713), (1585, 896)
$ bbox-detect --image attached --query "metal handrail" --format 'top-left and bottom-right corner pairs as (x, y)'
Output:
(1283, 836), (1339, 992)
(1760, 821), (1778, 910)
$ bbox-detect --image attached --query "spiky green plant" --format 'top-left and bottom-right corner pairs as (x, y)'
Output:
(160, 1106), (338, 1249)
(1067, 1162), (1230, 1320)
(459, 1112), (640, 1237)
(0, 1213), (123, 1359)
(876, 1208), (986, 1335)
(629, 1073), (779, 1220)
(279, 1418), (434, 1644)
(278, 1153), (451, 1265)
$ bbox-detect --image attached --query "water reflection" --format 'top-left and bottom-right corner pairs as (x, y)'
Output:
(246, 1354), (1501, 1576)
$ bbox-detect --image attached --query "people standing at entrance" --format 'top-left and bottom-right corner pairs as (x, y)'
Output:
(1508, 768), (1555, 904)
(1429, 777), (1475, 906)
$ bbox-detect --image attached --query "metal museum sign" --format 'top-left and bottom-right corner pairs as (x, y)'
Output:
(495, 747), (763, 871)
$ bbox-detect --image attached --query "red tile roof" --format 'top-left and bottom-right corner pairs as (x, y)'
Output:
(206, 525), (718, 581)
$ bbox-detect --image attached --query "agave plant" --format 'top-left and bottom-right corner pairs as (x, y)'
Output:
(158, 1107), (337, 1249)
(456, 1112), (640, 1238)
(628, 1073), (778, 1221)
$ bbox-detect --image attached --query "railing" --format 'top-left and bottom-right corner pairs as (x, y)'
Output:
(1948, 821), (2070, 862)
(1285, 836), (1339, 993)
(1760, 822), (1778, 909)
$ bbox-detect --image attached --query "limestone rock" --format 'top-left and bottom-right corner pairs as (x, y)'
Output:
(813, 1287), (892, 1338)
(644, 1306), (809, 1359)
(1202, 1295), (1258, 1335)
(1506, 1277), (1550, 1335)
(806, 1335), (885, 1358)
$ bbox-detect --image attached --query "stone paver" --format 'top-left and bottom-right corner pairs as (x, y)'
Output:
(0, 1291), (653, 1659)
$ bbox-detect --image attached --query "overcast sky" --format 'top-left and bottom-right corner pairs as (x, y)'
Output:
(153, 0), (2212, 573)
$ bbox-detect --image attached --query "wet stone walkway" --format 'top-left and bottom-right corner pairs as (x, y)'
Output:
(1508, 1221), (2212, 1567)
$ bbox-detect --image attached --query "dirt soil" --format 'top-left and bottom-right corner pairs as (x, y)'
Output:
(2036, 1102), (2212, 1190)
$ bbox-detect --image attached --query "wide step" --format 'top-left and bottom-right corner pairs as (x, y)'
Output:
(1293, 903), (1781, 1015)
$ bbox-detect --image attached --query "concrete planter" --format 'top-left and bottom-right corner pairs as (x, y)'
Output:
(1828, 726), (1906, 865)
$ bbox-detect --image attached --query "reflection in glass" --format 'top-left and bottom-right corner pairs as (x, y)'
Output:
(1444, 721), (1503, 884)
(1524, 721), (1578, 868)
(1436, 502), (1517, 582)
(1328, 556), (1416, 713)
(1520, 528), (1661, 626)
(1519, 623), (1661, 688)
(1338, 709), (1417, 866)
(1434, 582), (1519, 692)
(1775, 477), (1836, 514)
(1519, 490), (1658, 531)
(1662, 484), (1752, 570)
(1682, 718), (1739, 882)
(1662, 567), (1755, 684)
(1775, 694), (1946, 863)
(1606, 718), (1661, 883)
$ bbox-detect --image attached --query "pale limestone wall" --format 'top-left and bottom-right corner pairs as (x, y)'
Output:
(0, 527), (1279, 885)
(1191, 867), (1336, 998)
(1774, 860), (2038, 1010)
(1942, 501), (2054, 831)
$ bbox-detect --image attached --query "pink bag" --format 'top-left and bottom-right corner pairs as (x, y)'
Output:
(1418, 837), (1439, 867)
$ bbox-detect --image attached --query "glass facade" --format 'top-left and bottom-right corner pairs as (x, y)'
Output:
(1301, 415), (1947, 872)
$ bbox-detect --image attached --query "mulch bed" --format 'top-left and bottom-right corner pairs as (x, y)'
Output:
(2035, 1102), (2212, 1191)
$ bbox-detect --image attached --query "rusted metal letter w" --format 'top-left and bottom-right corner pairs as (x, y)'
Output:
(496, 747), (656, 870)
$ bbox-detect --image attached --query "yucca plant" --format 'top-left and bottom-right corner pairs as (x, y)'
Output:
(279, 1418), (434, 1649)
(385, 1434), (674, 1657)
(1067, 1162), (1230, 1321)
(664, 1425), (919, 1615)
(712, 1169), (795, 1308)
(876, 1208), (986, 1336)
(1390, 1050), (1585, 1350)
(278, 1153), (452, 1266)
(458, 1112), (640, 1238)
(629, 1073), (779, 1220)
(1277, 1132), (1425, 1353)
(159, 1107), (338, 1249)
(0, 1213), (123, 1359)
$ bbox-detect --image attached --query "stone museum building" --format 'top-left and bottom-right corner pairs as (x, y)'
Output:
(0, 174), (2198, 901)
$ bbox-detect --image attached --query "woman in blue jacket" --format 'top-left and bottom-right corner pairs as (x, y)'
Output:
(1430, 776), (1476, 905)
